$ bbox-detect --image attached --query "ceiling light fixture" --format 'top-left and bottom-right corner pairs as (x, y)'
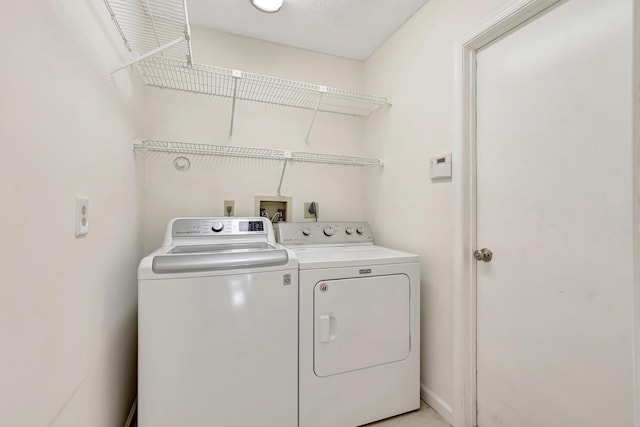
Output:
(250, 0), (284, 13)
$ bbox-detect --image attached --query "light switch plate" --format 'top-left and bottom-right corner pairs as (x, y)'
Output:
(75, 196), (89, 236)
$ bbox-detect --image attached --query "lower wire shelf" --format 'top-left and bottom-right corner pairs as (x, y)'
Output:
(135, 139), (384, 167)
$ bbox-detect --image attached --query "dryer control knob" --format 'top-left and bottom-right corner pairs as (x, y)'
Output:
(323, 226), (334, 237)
(356, 226), (365, 235)
(302, 227), (311, 236)
(345, 227), (354, 235)
(211, 221), (224, 232)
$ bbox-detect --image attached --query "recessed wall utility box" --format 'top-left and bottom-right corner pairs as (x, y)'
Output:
(255, 195), (292, 223)
(430, 154), (452, 179)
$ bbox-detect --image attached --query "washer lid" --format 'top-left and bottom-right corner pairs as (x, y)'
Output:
(292, 245), (418, 270)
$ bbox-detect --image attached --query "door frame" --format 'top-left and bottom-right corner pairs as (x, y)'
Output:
(633, 2), (640, 426)
(452, 0), (640, 426)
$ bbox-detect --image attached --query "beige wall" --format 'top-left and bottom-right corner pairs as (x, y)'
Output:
(364, 0), (506, 420)
(141, 28), (372, 252)
(142, 3), (518, 422)
(0, 1), (554, 425)
(0, 1), (142, 426)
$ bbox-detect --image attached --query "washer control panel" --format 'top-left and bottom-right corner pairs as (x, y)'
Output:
(276, 222), (373, 245)
(172, 217), (268, 237)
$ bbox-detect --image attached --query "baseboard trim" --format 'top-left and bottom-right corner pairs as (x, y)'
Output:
(421, 384), (454, 425)
(124, 398), (137, 427)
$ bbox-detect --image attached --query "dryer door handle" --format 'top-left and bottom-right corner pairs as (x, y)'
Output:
(319, 314), (337, 343)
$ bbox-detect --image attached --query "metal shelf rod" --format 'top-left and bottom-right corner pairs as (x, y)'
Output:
(277, 152), (292, 196)
(111, 36), (185, 74)
(229, 71), (241, 139)
(103, 0), (132, 52)
(305, 88), (326, 144)
(182, 0), (193, 65)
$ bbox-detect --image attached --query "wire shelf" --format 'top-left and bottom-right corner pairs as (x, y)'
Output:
(136, 57), (390, 117)
(140, 140), (286, 160)
(103, 0), (193, 64)
(102, 2), (391, 142)
(291, 151), (383, 166)
(138, 140), (384, 167)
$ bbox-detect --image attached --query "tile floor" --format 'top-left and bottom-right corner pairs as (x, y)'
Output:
(130, 401), (451, 427)
(365, 401), (451, 427)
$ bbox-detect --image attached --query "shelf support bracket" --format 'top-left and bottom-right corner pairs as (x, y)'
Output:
(229, 70), (242, 139)
(277, 151), (292, 196)
(132, 138), (144, 151)
(305, 86), (327, 145)
(111, 36), (186, 75)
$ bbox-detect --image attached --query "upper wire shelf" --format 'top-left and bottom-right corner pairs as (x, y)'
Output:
(136, 57), (390, 117)
(103, 0), (193, 72)
(103, 3), (391, 143)
(137, 140), (384, 167)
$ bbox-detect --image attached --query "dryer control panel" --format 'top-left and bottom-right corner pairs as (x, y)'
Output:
(276, 222), (373, 245)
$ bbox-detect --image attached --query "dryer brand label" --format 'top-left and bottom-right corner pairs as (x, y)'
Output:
(359, 269), (372, 275)
(283, 274), (292, 286)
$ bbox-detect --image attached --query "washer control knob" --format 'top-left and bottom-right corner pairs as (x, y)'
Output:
(302, 227), (311, 236)
(323, 226), (334, 237)
(356, 226), (365, 235)
(211, 221), (224, 232)
(345, 227), (354, 235)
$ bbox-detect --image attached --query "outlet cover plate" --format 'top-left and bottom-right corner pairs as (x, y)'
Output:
(75, 196), (89, 236)
(304, 202), (319, 219)
(224, 200), (235, 217)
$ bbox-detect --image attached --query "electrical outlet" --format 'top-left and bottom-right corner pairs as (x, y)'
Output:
(75, 196), (89, 237)
(224, 200), (235, 217)
(304, 202), (319, 219)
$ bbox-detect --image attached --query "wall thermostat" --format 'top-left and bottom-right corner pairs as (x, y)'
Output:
(429, 154), (452, 179)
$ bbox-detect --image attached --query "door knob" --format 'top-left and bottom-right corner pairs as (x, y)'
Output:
(474, 248), (493, 262)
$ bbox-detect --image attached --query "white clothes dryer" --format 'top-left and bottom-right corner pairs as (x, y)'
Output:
(276, 222), (420, 427)
(138, 217), (298, 427)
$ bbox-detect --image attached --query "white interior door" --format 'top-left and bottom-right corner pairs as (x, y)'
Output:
(475, 0), (634, 426)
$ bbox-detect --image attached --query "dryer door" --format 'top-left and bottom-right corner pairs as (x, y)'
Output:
(313, 274), (410, 377)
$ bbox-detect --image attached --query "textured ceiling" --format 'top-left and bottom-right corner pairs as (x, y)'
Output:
(186, 0), (430, 61)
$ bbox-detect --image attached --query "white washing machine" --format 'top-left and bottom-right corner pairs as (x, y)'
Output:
(138, 217), (298, 427)
(276, 222), (420, 427)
